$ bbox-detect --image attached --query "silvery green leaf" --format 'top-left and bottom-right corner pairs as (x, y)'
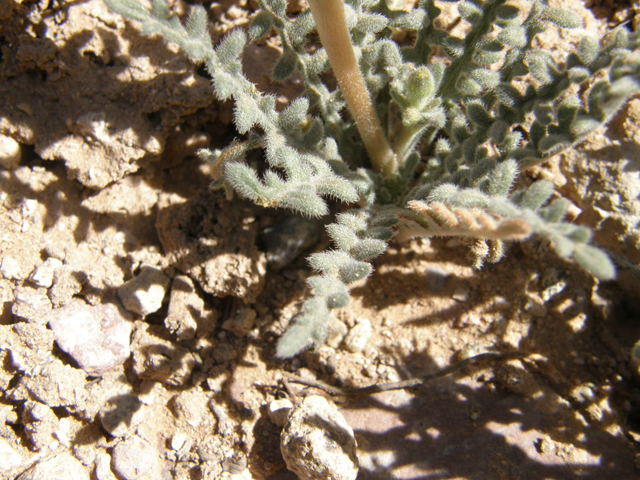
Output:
(466, 100), (493, 127)
(356, 13), (388, 33)
(104, 0), (151, 22)
(443, 36), (465, 58)
(578, 37), (599, 65)
(278, 98), (309, 130)
(273, 48), (297, 81)
(540, 198), (568, 222)
(249, 11), (273, 42)
(498, 26), (527, 48)
(216, 30), (246, 66)
(290, 11), (315, 37)
(327, 224), (359, 251)
(496, 4), (520, 20)
(517, 180), (554, 210)
(470, 68), (500, 89)
(350, 238), (387, 261)
(316, 176), (359, 203)
(390, 9), (426, 30)
(339, 260), (372, 284)
(484, 159), (518, 196)
(538, 134), (572, 154)
(568, 67), (591, 83)
(456, 77), (483, 96)
(281, 189), (329, 217)
(541, 8), (581, 29)
(572, 244), (616, 280)
(458, 1), (482, 24)
(186, 7), (209, 40)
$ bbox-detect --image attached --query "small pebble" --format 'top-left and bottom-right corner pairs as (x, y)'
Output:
(425, 266), (449, 293)
(326, 318), (348, 348)
(171, 432), (188, 451)
(452, 286), (469, 302)
(48, 300), (133, 376)
(0, 134), (21, 170)
(343, 318), (372, 353)
(118, 266), (171, 316)
(30, 258), (63, 288)
(94, 452), (117, 480)
(165, 275), (204, 340)
(0, 256), (22, 280)
(0, 436), (22, 472)
(268, 398), (294, 427)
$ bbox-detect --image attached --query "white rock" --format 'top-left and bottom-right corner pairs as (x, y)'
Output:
(0, 135), (21, 170)
(94, 452), (118, 480)
(111, 436), (162, 480)
(171, 432), (188, 451)
(0, 256), (22, 280)
(343, 318), (372, 353)
(326, 317), (348, 349)
(48, 300), (133, 376)
(281, 395), (358, 480)
(117, 266), (170, 316)
(268, 398), (293, 427)
(16, 452), (89, 480)
(30, 258), (63, 288)
(0, 436), (22, 472)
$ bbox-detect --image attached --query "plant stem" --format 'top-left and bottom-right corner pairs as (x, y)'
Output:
(307, 0), (397, 177)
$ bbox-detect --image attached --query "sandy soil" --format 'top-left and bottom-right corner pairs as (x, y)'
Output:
(1, 0), (640, 479)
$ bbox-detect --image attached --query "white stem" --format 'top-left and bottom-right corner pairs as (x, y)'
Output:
(307, 0), (397, 177)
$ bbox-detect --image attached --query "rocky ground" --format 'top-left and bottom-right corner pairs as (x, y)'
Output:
(1, 0), (640, 479)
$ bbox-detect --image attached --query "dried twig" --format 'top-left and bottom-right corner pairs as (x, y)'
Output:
(286, 351), (529, 397)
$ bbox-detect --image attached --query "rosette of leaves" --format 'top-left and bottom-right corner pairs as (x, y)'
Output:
(105, 0), (640, 357)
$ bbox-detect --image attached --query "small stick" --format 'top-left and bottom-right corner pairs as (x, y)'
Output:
(286, 351), (528, 397)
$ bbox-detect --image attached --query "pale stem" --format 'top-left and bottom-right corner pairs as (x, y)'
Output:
(307, 0), (397, 177)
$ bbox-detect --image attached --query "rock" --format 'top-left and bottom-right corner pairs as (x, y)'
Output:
(47, 300), (133, 376)
(211, 343), (237, 363)
(326, 317), (348, 349)
(11, 286), (52, 325)
(111, 436), (163, 480)
(425, 266), (450, 293)
(10, 359), (87, 411)
(452, 286), (470, 302)
(22, 401), (59, 451)
(0, 436), (23, 473)
(0, 134), (21, 169)
(261, 216), (322, 270)
(165, 275), (203, 340)
(118, 266), (171, 316)
(343, 318), (372, 353)
(268, 398), (293, 427)
(94, 452), (118, 480)
(29, 258), (63, 288)
(99, 393), (147, 438)
(171, 432), (189, 452)
(131, 322), (197, 386)
(0, 255), (23, 280)
(157, 189), (266, 303)
(222, 309), (257, 337)
(170, 390), (211, 428)
(281, 395), (358, 480)
(16, 452), (89, 480)
(0, 323), (55, 372)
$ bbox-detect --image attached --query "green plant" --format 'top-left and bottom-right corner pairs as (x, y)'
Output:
(105, 0), (640, 357)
